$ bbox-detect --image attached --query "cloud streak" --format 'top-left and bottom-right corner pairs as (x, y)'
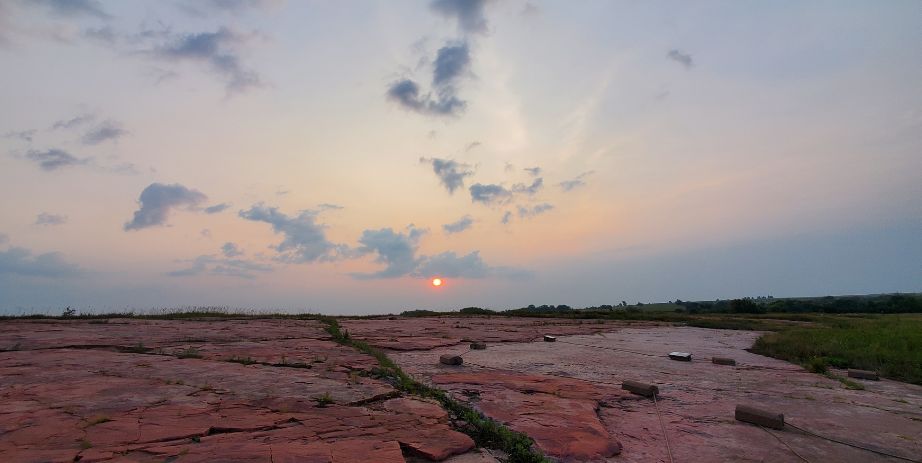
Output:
(238, 204), (347, 263)
(0, 247), (83, 278)
(667, 49), (693, 69)
(82, 120), (127, 145)
(443, 215), (473, 234)
(559, 171), (595, 192)
(420, 157), (474, 194)
(35, 213), (68, 226)
(153, 27), (261, 93)
(25, 149), (89, 171)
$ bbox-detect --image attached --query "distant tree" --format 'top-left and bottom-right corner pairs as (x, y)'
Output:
(459, 307), (495, 315)
(729, 298), (763, 314)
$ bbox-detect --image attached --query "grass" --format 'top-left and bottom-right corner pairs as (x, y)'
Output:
(314, 392), (334, 408)
(751, 315), (922, 385)
(176, 347), (202, 359)
(320, 317), (550, 463)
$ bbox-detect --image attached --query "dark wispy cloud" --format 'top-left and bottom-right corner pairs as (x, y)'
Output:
(204, 203), (230, 214)
(512, 177), (543, 196)
(124, 183), (208, 231)
(524, 166), (542, 177)
(420, 157), (474, 194)
(35, 213), (67, 226)
(153, 27), (261, 93)
(238, 204), (348, 263)
(415, 251), (489, 278)
(29, 0), (110, 20)
(168, 254), (271, 279)
(0, 246), (83, 278)
(25, 148), (89, 171)
(4, 129), (36, 142)
(52, 113), (95, 130)
(559, 171), (595, 192)
(667, 49), (693, 69)
(430, 0), (490, 35)
(501, 211), (512, 224)
(465, 141), (481, 152)
(470, 183), (512, 205)
(517, 203), (554, 219)
(443, 215), (473, 234)
(352, 226), (426, 279)
(178, 0), (283, 16)
(221, 242), (243, 257)
(387, 42), (471, 117)
(82, 120), (127, 145)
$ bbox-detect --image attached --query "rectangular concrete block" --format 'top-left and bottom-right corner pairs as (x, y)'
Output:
(439, 354), (463, 366)
(847, 369), (879, 380)
(470, 341), (487, 350)
(544, 335), (557, 342)
(712, 357), (737, 366)
(668, 352), (692, 361)
(622, 380), (659, 398)
(735, 404), (784, 430)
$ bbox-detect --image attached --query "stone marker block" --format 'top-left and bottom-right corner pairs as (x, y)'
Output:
(544, 335), (557, 342)
(622, 380), (659, 398)
(847, 369), (879, 381)
(735, 404), (784, 430)
(668, 352), (692, 361)
(712, 357), (737, 366)
(470, 341), (487, 350)
(439, 354), (463, 366)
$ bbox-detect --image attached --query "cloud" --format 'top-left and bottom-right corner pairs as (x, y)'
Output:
(124, 183), (208, 231)
(3, 129), (37, 142)
(52, 113), (95, 130)
(154, 27), (261, 93)
(501, 211), (512, 224)
(559, 171), (595, 192)
(443, 215), (473, 234)
(524, 166), (541, 177)
(29, 0), (110, 20)
(465, 141), (481, 152)
(512, 177), (543, 196)
(420, 157), (474, 194)
(178, 0), (283, 16)
(667, 49), (693, 69)
(221, 242), (243, 257)
(351, 226), (426, 279)
(430, 0), (489, 35)
(386, 42), (471, 117)
(81, 120), (127, 145)
(35, 213), (67, 226)
(204, 203), (230, 214)
(238, 204), (347, 263)
(469, 183), (512, 205)
(414, 251), (490, 278)
(517, 203), (553, 219)
(0, 233), (8, 245)
(0, 247), (83, 278)
(168, 254), (271, 279)
(25, 148), (89, 171)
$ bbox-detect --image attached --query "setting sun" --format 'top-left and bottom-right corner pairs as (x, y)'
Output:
(431, 278), (443, 287)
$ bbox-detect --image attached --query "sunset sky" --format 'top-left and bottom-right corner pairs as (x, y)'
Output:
(1, 0), (920, 314)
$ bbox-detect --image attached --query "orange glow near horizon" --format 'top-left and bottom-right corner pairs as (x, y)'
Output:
(431, 278), (443, 287)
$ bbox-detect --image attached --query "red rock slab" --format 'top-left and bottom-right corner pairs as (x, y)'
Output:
(166, 337), (373, 371)
(432, 370), (622, 401)
(340, 317), (641, 351)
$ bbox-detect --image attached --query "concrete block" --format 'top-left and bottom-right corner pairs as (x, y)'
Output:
(439, 354), (463, 366)
(668, 352), (692, 361)
(544, 335), (557, 342)
(470, 341), (487, 350)
(712, 357), (737, 366)
(735, 404), (784, 430)
(847, 369), (879, 381)
(622, 380), (659, 398)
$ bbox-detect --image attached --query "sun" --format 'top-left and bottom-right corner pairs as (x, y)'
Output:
(431, 278), (443, 287)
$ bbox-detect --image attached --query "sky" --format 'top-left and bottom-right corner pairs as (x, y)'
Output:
(0, 0), (920, 315)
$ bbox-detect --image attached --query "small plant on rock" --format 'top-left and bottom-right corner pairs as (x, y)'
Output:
(314, 392), (334, 408)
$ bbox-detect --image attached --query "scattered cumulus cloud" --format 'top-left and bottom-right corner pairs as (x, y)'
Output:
(4, 129), (37, 142)
(124, 183), (208, 231)
(512, 177), (543, 196)
(415, 251), (490, 278)
(0, 247), (83, 278)
(81, 120), (127, 145)
(28, 0), (111, 20)
(559, 171), (595, 192)
(52, 113), (95, 130)
(517, 203), (554, 219)
(470, 183), (512, 205)
(352, 226), (426, 279)
(667, 49), (693, 69)
(420, 157), (474, 194)
(153, 27), (261, 93)
(35, 213), (68, 226)
(221, 242), (243, 257)
(430, 0), (490, 35)
(443, 215), (473, 234)
(25, 148), (89, 171)
(524, 166), (542, 177)
(501, 211), (512, 224)
(464, 141), (481, 152)
(204, 203), (230, 214)
(238, 204), (348, 263)
(387, 42), (472, 117)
